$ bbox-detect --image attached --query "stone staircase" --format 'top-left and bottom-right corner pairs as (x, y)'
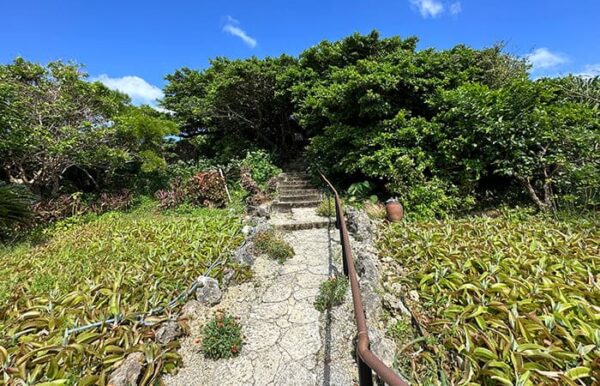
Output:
(270, 171), (330, 231)
(272, 172), (322, 212)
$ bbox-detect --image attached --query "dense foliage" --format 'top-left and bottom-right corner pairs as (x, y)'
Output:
(379, 211), (600, 385)
(163, 31), (599, 215)
(0, 204), (243, 383)
(0, 58), (177, 198)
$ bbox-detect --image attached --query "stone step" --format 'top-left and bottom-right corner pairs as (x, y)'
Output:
(273, 220), (330, 231)
(272, 200), (320, 211)
(278, 181), (313, 189)
(278, 194), (321, 203)
(279, 188), (320, 195)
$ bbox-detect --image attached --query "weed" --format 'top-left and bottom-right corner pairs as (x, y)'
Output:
(253, 230), (294, 263)
(316, 197), (336, 217)
(314, 276), (348, 312)
(202, 311), (243, 359)
(363, 201), (386, 220)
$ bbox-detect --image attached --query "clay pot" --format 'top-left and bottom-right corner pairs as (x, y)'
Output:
(385, 199), (404, 222)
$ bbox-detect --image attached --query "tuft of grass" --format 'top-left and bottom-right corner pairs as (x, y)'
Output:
(316, 197), (337, 217)
(364, 201), (386, 220)
(201, 311), (244, 359)
(314, 276), (348, 312)
(253, 230), (294, 263)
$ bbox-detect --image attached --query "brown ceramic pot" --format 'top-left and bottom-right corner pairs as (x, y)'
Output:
(385, 199), (404, 222)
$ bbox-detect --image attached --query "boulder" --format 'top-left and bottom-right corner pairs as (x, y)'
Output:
(155, 321), (182, 344)
(108, 352), (144, 386)
(195, 276), (222, 305)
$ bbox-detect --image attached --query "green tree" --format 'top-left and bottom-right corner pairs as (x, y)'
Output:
(0, 58), (177, 196)
(163, 56), (297, 160)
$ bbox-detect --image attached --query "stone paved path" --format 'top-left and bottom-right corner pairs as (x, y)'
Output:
(163, 208), (357, 385)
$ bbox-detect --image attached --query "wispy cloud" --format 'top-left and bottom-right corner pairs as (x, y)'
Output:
(576, 64), (600, 78)
(449, 1), (462, 15)
(410, 0), (444, 18)
(223, 16), (257, 48)
(526, 48), (568, 71)
(93, 74), (163, 106)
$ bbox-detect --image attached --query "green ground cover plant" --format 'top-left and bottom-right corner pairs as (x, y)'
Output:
(379, 211), (600, 385)
(0, 204), (243, 384)
(253, 230), (294, 263)
(201, 311), (244, 359)
(316, 197), (336, 217)
(314, 276), (348, 312)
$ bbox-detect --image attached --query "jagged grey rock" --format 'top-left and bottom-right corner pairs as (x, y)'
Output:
(345, 207), (375, 242)
(231, 241), (254, 266)
(195, 276), (222, 305)
(155, 321), (182, 344)
(108, 352), (144, 386)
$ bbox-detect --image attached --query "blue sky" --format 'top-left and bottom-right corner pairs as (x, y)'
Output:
(1, 0), (599, 105)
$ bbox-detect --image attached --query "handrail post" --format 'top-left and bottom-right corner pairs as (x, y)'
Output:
(357, 350), (374, 386)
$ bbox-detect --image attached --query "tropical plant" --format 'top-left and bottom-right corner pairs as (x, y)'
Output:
(379, 211), (600, 384)
(0, 183), (32, 236)
(201, 311), (243, 359)
(0, 206), (243, 382)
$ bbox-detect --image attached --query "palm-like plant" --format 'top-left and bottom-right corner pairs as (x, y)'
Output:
(0, 183), (32, 229)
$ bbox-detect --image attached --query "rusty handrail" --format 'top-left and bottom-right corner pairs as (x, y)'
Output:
(319, 172), (408, 386)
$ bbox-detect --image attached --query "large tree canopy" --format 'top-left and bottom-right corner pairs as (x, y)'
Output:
(0, 58), (177, 197)
(162, 31), (599, 213)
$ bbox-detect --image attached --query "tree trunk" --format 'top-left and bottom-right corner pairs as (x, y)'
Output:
(518, 176), (550, 211)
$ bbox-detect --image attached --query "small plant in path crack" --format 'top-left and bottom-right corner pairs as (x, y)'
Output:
(314, 275), (348, 312)
(201, 311), (244, 359)
(253, 230), (294, 263)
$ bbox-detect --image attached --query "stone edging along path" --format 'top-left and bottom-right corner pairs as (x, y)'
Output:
(163, 206), (395, 385)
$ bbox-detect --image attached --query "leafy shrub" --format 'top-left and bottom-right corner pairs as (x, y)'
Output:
(240, 166), (270, 205)
(347, 181), (374, 203)
(316, 197), (336, 217)
(31, 192), (87, 224)
(0, 207), (243, 383)
(187, 170), (227, 207)
(253, 230), (294, 263)
(241, 150), (281, 188)
(89, 190), (133, 213)
(314, 276), (348, 312)
(201, 311), (243, 359)
(0, 184), (32, 237)
(379, 211), (600, 384)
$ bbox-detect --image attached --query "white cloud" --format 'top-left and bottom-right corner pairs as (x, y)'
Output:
(94, 74), (163, 105)
(576, 64), (600, 78)
(526, 48), (568, 71)
(450, 1), (462, 15)
(223, 16), (257, 48)
(410, 0), (445, 18)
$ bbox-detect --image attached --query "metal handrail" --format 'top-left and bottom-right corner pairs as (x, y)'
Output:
(319, 172), (408, 386)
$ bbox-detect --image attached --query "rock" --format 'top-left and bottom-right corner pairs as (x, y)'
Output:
(368, 327), (396, 372)
(408, 290), (420, 303)
(248, 203), (271, 218)
(108, 352), (144, 386)
(195, 276), (222, 305)
(242, 225), (253, 236)
(181, 299), (203, 318)
(155, 321), (182, 344)
(355, 245), (379, 282)
(232, 241), (254, 266)
(345, 207), (374, 242)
